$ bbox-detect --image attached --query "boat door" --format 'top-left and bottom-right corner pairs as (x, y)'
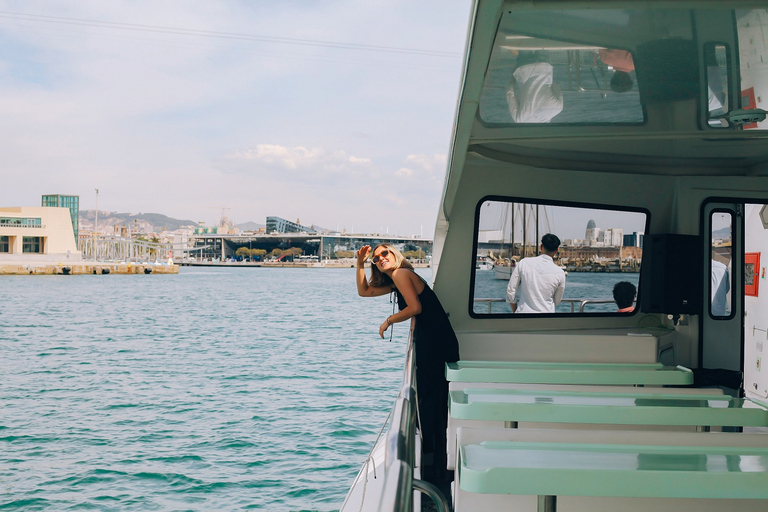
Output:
(700, 202), (741, 376)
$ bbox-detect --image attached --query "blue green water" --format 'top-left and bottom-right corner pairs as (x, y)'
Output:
(474, 270), (640, 314)
(0, 268), (412, 511)
(1, 267), (638, 510)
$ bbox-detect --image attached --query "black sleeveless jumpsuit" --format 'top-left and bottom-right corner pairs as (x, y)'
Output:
(394, 271), (460, 485)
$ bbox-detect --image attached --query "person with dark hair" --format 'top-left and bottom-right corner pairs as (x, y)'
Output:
(505, 51), (564, 123)
(506, 233), (566, 313)
(613, 281), (637, 313)
(354, 244), (460, 494)
(599, 48), (635, 93)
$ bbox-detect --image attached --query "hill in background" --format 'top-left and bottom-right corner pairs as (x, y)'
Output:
(80, 210), (266, 234)
(80, 210), (198, 233)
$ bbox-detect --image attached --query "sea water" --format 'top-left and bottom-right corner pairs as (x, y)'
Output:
(474, 269), (640, 314)
(0, 268), (408, 511)
(0, 267), (636, 511)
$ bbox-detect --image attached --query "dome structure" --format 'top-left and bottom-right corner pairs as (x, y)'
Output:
(585, 219), (597, 238)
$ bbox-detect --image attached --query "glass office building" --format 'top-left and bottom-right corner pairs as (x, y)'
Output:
(42, 194), (79, 242)
(266, 216), (317, 234)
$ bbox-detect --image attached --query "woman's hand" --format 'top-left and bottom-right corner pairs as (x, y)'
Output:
(379, 317), (391, 339)
(356, 245), (371, 267)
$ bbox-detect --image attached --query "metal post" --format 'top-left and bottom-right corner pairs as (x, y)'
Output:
(94, 189), (99, 262)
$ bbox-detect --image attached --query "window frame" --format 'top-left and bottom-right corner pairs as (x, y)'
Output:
(469, 194), (650, 319)
(708, 208), (735, 320)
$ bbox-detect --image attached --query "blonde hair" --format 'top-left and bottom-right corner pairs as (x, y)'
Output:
(369, 244), (414, 287)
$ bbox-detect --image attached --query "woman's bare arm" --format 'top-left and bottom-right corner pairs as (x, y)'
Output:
(355, 245), (391, 297)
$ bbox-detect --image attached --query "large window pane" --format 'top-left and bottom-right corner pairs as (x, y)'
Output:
(473, 199), (647, 316)
(22, 236), (41, 253)
(706, 44), (730, 128)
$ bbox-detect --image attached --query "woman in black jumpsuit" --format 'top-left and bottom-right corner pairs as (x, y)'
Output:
(355, 243), (460, 491)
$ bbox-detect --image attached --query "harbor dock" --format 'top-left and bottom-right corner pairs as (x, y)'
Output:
(0, 262), (179, 275)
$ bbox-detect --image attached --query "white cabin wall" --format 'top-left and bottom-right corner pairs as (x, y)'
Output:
(744, 203), (768, 399)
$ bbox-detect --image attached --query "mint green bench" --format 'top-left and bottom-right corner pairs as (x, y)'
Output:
(446, 361), (693, 386)
(449, 388), (768, 427)
(459, 441), (768, 510)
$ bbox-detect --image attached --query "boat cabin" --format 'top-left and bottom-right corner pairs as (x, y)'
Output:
(343, 2), (768, 511)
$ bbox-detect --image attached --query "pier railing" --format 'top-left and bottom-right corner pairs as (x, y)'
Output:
(379, 318), (450, 512)
(79, 235), (173, 262)
(475, 297), (621, 313)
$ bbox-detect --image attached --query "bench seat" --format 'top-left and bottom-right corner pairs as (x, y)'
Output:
(460, 441), (768, 498)
(449, 388), (768, 427)
(446, 361), (693, 386)
(453, 427), (768, 511)
(446, 384), (725, 470)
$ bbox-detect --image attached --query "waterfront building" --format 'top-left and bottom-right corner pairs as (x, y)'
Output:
(585, 219), (600, 242)
(623, 231), (645, 248)
(0, 206), (81, 262)
(603, 227), (624, 246)
(266, 216), (317, 234)
(187, 232), (431, 262)
(41, 194), (79, 241)
(559, 245), (643, 271)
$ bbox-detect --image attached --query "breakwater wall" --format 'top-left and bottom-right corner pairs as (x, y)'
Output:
(0, 263), (179, 275)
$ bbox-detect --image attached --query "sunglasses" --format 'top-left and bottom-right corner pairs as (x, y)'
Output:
(371, 250), (389, 264)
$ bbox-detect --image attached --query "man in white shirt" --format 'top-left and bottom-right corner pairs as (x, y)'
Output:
(505, 52), (564, 123)
(507, 234), (566, 313)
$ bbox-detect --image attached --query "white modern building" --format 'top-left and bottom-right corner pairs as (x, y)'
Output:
(0, 206), (82, 262)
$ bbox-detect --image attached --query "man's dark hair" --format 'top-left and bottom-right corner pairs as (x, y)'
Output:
(610, 71), (633, 93)
(541, 233), (560, 253)
(613, 281), (637, 309)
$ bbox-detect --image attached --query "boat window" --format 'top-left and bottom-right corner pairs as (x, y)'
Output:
(478, 8), (768, 129)
(479, 9), (670, 125)
(471, 198), (647, 317)
(706, 44), (730, 128)
(737, 10), (768, 130)
(710, 211), (733, 318)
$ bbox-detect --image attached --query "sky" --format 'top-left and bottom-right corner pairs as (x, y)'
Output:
(0, 1), (472, 237)
(479, 201), (647, 242)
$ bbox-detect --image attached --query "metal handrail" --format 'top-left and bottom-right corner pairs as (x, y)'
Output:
(475, 297), (625, 313)
(379, 318), (450, 512)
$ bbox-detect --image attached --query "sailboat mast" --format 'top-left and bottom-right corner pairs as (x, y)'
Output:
(522, 204), (527, 259)
(536, 204), (540, 256)
(510, 203), (515, 258)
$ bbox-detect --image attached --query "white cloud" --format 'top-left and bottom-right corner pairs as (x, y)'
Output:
(225, 144), (373, 178)
(395, 153), (446, 181)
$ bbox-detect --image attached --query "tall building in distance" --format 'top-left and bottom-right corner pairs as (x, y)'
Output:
(623, 231), (645, 248)
(266, 216), (317, 234)
(42, 194), (79, 242)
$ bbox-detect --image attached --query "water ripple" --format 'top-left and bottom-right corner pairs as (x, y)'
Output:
(0, 268), (414, 511)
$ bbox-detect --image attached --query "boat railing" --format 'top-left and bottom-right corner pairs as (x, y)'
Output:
(378, 318), (451, 512)
(474, 297), (620, 313)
